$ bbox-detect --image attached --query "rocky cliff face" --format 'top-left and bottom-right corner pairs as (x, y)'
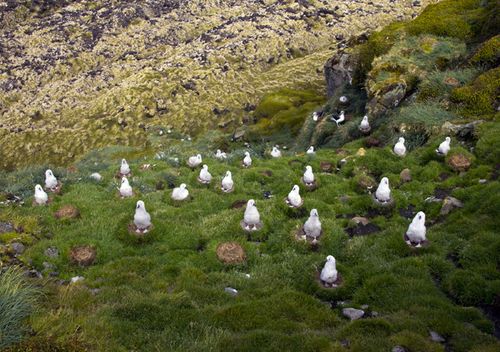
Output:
(0, 0), (434, 169)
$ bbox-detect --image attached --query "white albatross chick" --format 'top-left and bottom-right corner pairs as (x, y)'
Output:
(45, 169), (58, 190)
(243, 152), (252, 167)
(312, 111), (320, 122)
(119, 176), (133, 197)
(221, 171), (234, 192)
(120, 159), (131, 175)
(359, 115), (370, 131)
(215, 149), (227, 160)
(393, 137), (406, 157)
(34, 184), (48, 205)
(406, 211), (427, 246)
(271, 146), (282, 158)
(172, 183), (189, 201)
(306, 146), (315, 155)
(320, 255), (338, 285)
(303, 165), (315, 185)
(287, 185), (302, 207)
(199, 164), (212, 183)
(375, 177), (391, 203)
(188, 154), (202, 168)
(304, 209), (322, 243)
(436, 137), (451, 156)
(133, 200), (151, 231)
(244, 199), (261, 230)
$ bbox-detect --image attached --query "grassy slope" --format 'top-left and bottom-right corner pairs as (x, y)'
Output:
(1, 136), (499, 351)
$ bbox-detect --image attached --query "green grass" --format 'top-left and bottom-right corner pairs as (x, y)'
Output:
(0, 267), (39, 348)
(0, 137), (499, 351)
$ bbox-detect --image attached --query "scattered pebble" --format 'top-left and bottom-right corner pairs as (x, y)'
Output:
(224, 287), (238, 296)
(342, 308), (365, 320)
(45, 247), (59, 258)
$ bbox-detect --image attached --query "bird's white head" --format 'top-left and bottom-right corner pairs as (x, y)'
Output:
(445, 137), (451, 142)
(136, 200), (145, 210)
(35, 184), (43, 192)
(247, 199), (255, 207)
(122, 159), (127, 165)
(121, 176), (129, 185)
(217, 149), (221, 154)
(308, 146), (314, 152)
(311, 208), (318, 217)
(381, 177), (389, 186)
(203, 164), (208, 170)
(306, 165), (312, 172)
(180, 183), (187, 189)
(399, 137), (405, 143)
(197, 154), (202, 160)
(326, 255), (335, 264)
(416, 211), (426, 224)
(363, 115), (368, 122)
(226, 171), (231, 177)
(292, 185), (299, 193)
(245, 151), (250, 157)
(45, 169), (53, 177)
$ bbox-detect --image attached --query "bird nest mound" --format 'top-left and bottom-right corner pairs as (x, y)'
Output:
(54, 205), (80, 219)
(45, 181), (63, 194)
(295, 226), (323, 245)
(300, 177), (318, 191)
(128, 223), (153, 237)
(372, 193), (394, 207)
(216, 242), (246, 264)
(316, 271), (343, 289)
(240, 220), (263, 232)
(70, 245), (96, 267)
(403, 234), (430, 248)
(284, 197), (304, 208)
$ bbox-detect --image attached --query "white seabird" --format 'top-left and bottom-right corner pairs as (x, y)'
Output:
(320, 255), (338, 285)
(287, 185), (302, 207)
(271, 146), (282, 158)
(120, 159), (131, 175)
(306, 146), (315, 155)
(172, 183), (189, 201)
(199, 164), (212, 184)
(133, 200), (151, 231)
(34, 184), (48, 205)
(244, 199), (261, 231)
(45, 169), (58, 190)
(119, 176), (133, 197)
(406, 211), (427, 246)
(331, 111), (345, 126)
(304, 209), (322, 243)
(242, 152), (252, 167)
(215, 149), (227, 160)
(303, 165), (315, 185)
(394, 137), (406, 157)
(188, 154), (202, 168)
(221, 171), (234, 192)
(375, 177), (391, 203)
(359, 115), (370, 131)
(436, 137), (451, 156)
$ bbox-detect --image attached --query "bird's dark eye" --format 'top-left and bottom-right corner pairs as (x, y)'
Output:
(418, 215), (421, 220)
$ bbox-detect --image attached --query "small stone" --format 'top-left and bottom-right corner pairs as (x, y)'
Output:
(400, 168), (412, 182)
(361, 304), (369, 310)
(55, 205), (80, 219)
(342, 308), (365, 320)
(0, 222), (15, 234)
(371, 311), (379, 317)
(233, 130), (245, 140)
(392, 346), (407, 352)
(71, 276), (84, 284)
(90, 173), (103, 181)
(11, 242), (25, 254)
(42, 261), (55, 270)
(430, 331), (445, 343)
(479, 179), (487, 184)
(224, 287), (238, 296)
(70, 246), (97, 267)
(440, 196), (464, 216)
(90, 288), (101, 295)
(447, 154), (471, 172)
(216, 242), (246, 264)
(24, 269), (42, 279)
(45, 246), (59, 258)
(49, 271), (59, 277)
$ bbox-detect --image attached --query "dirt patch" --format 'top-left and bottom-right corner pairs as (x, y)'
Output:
(216, 242), (246, 264)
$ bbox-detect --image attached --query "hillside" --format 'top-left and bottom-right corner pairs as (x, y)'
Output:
(1, 0), (499, 351)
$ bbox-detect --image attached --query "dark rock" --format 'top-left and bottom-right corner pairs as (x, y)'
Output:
(392, 346), (407, 352)
(367, 81), (407, 117)
(342, 308), (365, 320)
(0, 222), (15, 234)
(434, 188), (450, 200)
(11, 242), (25, 254)
(345, 221), (381, 237)
(324, 50), (359, 98)
(364, 136), (382, 148)
(399, 205), (416, 219)
(24, 269), (42, 279)
(230, 200), (247, 209)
